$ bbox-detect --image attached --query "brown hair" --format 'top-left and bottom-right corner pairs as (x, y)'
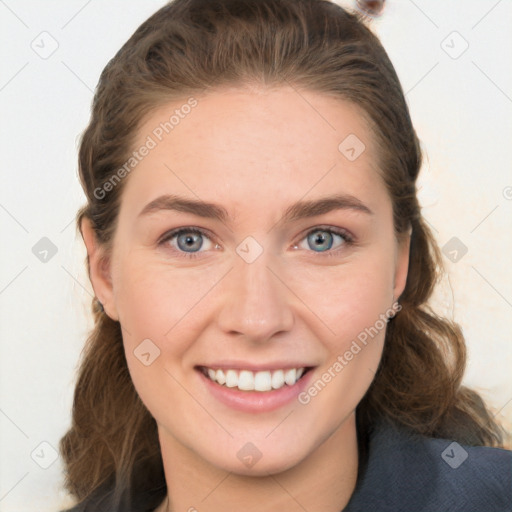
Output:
(60, 0), (509, 509)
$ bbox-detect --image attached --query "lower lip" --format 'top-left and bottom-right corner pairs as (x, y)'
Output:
(197, 369), (314, 413)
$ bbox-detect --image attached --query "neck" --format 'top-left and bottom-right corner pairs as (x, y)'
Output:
(156, 415), (359, 512)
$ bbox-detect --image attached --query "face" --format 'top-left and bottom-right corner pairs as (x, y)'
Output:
(85, 85), (409, 476)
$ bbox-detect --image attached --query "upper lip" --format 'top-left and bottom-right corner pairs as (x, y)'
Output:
(196, 361), (315, 372)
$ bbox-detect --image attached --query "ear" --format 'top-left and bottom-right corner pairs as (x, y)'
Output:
(81, 217), (119, 321)
(393, 231), (411, 303)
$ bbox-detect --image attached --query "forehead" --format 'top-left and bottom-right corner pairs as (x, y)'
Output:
(121, 85), (385, 219)
(135, 84), (376, 158)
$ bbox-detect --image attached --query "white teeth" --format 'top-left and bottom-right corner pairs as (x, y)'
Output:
(203, 367), (307, 391)
(225, 369), (238, 388)
(215, 369), (226, 385)
(271, 369), (285, 389)
(254, 371), (272, 391)
(238, 370), (254, 391)
(284, 368), (296, 386)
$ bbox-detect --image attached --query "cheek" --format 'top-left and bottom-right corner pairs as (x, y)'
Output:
(289, 252), (395, 349)
(295, 261), (394, 418)
(112, 255), (224, 354)
(114, 260), (164, 328)
(113, 258), (199, 417)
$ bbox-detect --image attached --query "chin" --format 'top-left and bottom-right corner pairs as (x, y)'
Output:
(204, 444), (307, 477)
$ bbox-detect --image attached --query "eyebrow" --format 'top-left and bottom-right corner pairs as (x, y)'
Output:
(137, 193), (374, 224)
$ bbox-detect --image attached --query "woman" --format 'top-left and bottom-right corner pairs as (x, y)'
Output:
(59, 0), (512, 511)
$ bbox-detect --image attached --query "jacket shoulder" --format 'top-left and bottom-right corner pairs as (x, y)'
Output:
(344, 419), (512, 512)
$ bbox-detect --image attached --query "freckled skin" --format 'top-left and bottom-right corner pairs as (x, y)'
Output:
(83, 85), (410, 512)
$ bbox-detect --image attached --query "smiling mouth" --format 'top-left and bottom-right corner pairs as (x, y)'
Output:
(197, 366), (313, 392)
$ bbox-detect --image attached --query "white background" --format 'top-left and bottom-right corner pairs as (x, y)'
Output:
(0, 1), (511, 510)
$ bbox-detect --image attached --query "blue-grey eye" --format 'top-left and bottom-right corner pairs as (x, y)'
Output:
(159, 227), (217, 260)
(307, 230), (334, 252)
(176, 231), (204, 252)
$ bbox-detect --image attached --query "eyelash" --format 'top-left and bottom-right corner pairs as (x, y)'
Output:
(158, 226), (354, 260)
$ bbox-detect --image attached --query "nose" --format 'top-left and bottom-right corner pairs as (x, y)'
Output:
(216, 253), (294, 343)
